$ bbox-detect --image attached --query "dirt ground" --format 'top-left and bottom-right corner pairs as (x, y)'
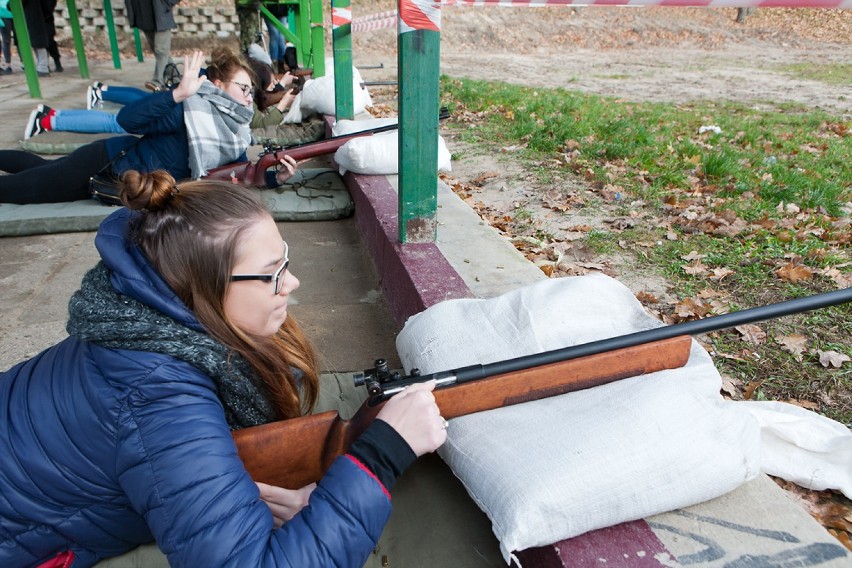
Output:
(352, 5), (851, 301)
(352, 6), (852, 545)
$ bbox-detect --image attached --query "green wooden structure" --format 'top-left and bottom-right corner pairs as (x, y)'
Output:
(11, 0), (325, 99)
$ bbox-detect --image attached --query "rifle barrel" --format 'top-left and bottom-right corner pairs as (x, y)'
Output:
(375, 287), (852, 397)
(454, 287), (852, 383)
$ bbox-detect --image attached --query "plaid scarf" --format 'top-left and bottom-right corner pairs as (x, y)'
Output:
(183, 81), (254, 179)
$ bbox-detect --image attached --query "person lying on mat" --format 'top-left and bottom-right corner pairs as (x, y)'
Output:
(0, 170), (448, 568)
(23, 61), (324, 150)
(1, 48), (297, 205)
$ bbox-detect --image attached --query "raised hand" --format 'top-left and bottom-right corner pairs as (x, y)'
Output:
(172, 51), (208, 103)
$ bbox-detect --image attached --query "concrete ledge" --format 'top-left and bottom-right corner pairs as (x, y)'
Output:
(342, 171), (472, 329)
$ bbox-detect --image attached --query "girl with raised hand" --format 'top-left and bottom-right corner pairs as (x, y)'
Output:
(0, 48), (296, 204)
(0, 170), (448, 567)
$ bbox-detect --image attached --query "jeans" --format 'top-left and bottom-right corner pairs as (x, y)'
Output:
(264, 16), (287, 62)
(102, 86), (148, 106)
(54, 110), (126, 134)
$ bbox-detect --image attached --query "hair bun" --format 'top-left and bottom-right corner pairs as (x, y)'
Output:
(120, 170), (179, 210)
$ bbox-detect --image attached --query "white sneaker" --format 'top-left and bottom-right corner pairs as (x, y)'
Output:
(87, 81), (104, 110)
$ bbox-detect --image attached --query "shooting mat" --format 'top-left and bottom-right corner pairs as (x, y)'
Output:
(0, 168), (353, 237)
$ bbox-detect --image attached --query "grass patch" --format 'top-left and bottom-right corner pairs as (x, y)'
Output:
(441, 76), (852, 424)
(780, 63), (852, 85)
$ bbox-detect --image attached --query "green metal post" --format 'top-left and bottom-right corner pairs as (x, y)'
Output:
(309, 0), (323, 76)
(295, 0), (311, 67)
(8, 0), (40, 98)
(398, 28), (441, 243)
(331, 0), (353, 119)
(102, 0), (122, 69)
(133, 28), (144, 61)
(65, 0), (89, 78)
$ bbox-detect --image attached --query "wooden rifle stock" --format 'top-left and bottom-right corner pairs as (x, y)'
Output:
(203, 124), (398, 186)
(233, 336), (692, 488)
(233, 285), (852, 489)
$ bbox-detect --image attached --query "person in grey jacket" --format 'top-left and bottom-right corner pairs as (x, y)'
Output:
(0, 170), (448, 567)
(125, 0), (180, 90)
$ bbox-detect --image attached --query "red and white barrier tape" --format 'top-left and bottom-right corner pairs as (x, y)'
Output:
(332, 6), (352, 29)
(349, 0), (851, 34)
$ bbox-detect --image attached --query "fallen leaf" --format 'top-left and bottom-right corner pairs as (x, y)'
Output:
(682, 262), (707, 275)
(470, 171), (500, 186)
(709, 267), (735, 281)
(736, 324), (767, 345)
(743, 379), (764, 400)
(681, 250), (706, 262)
(776, 334), (808, 361)
(720, 374), (743, 399)
(817, 350), (851, 368)
(635, 291), (659, 304)
(673, 297), (711, 319)
(786, 398), (820, 411)
(776, 262), (814, 283)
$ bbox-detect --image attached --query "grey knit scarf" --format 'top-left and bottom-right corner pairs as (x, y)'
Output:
(66, 262), (278, 430)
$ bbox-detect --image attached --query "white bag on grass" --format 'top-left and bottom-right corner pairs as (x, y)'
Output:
(396, 275), (761, 564)
(334, 132), (452, 175)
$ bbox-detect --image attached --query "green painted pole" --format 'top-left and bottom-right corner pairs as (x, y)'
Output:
(65, 0), (89, 78)
(102, 0), (122, 69)
(295, 0), (310, 67)
(398, 28), (441, 243)
(8, 0), (40, 98)
(133, 28), (144, 61)
(331, 0), (353, 119)
(309, 0), (323, 76)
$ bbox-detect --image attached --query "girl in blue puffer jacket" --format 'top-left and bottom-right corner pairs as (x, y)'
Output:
(0, 171), (448, 568)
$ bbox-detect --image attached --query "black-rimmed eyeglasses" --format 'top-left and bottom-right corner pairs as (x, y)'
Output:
(230, 241), (289, 294)
(227, 80), (256, 98)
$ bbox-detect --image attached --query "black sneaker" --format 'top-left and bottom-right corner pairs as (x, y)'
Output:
(24, 108), (44, 140)
(2, 66), (11, 75)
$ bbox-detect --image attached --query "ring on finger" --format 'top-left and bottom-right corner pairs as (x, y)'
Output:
(440, 418), (449, 430)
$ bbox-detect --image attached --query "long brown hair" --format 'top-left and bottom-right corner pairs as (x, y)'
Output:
(120, 170), (320, 419)
(206, 46), (255, 85)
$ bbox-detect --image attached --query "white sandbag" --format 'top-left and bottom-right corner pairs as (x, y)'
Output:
(281, 92), (304, 124)
(737, 400), (852, 497)
(332, 117), (398, 137)
(334, 132), (452, 175)
(299, 72), (373, 117)
(396, 275), (761, 564)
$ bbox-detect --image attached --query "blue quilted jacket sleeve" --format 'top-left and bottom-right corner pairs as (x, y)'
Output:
(116, 359), (391, 568)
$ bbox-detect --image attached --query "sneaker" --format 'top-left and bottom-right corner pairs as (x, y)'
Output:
(24, 108), (44, 140)
(2, 66), (11, 75)
(24, 104), (55, 140)
(87, 81), (104, 110)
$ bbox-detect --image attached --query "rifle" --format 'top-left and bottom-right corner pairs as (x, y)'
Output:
(203, 107), (450, 187)
(234, 286), (852, 489)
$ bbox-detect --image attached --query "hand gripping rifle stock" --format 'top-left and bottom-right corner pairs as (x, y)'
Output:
(234, 287), (852, 490)
(204, 107), (451, 187)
